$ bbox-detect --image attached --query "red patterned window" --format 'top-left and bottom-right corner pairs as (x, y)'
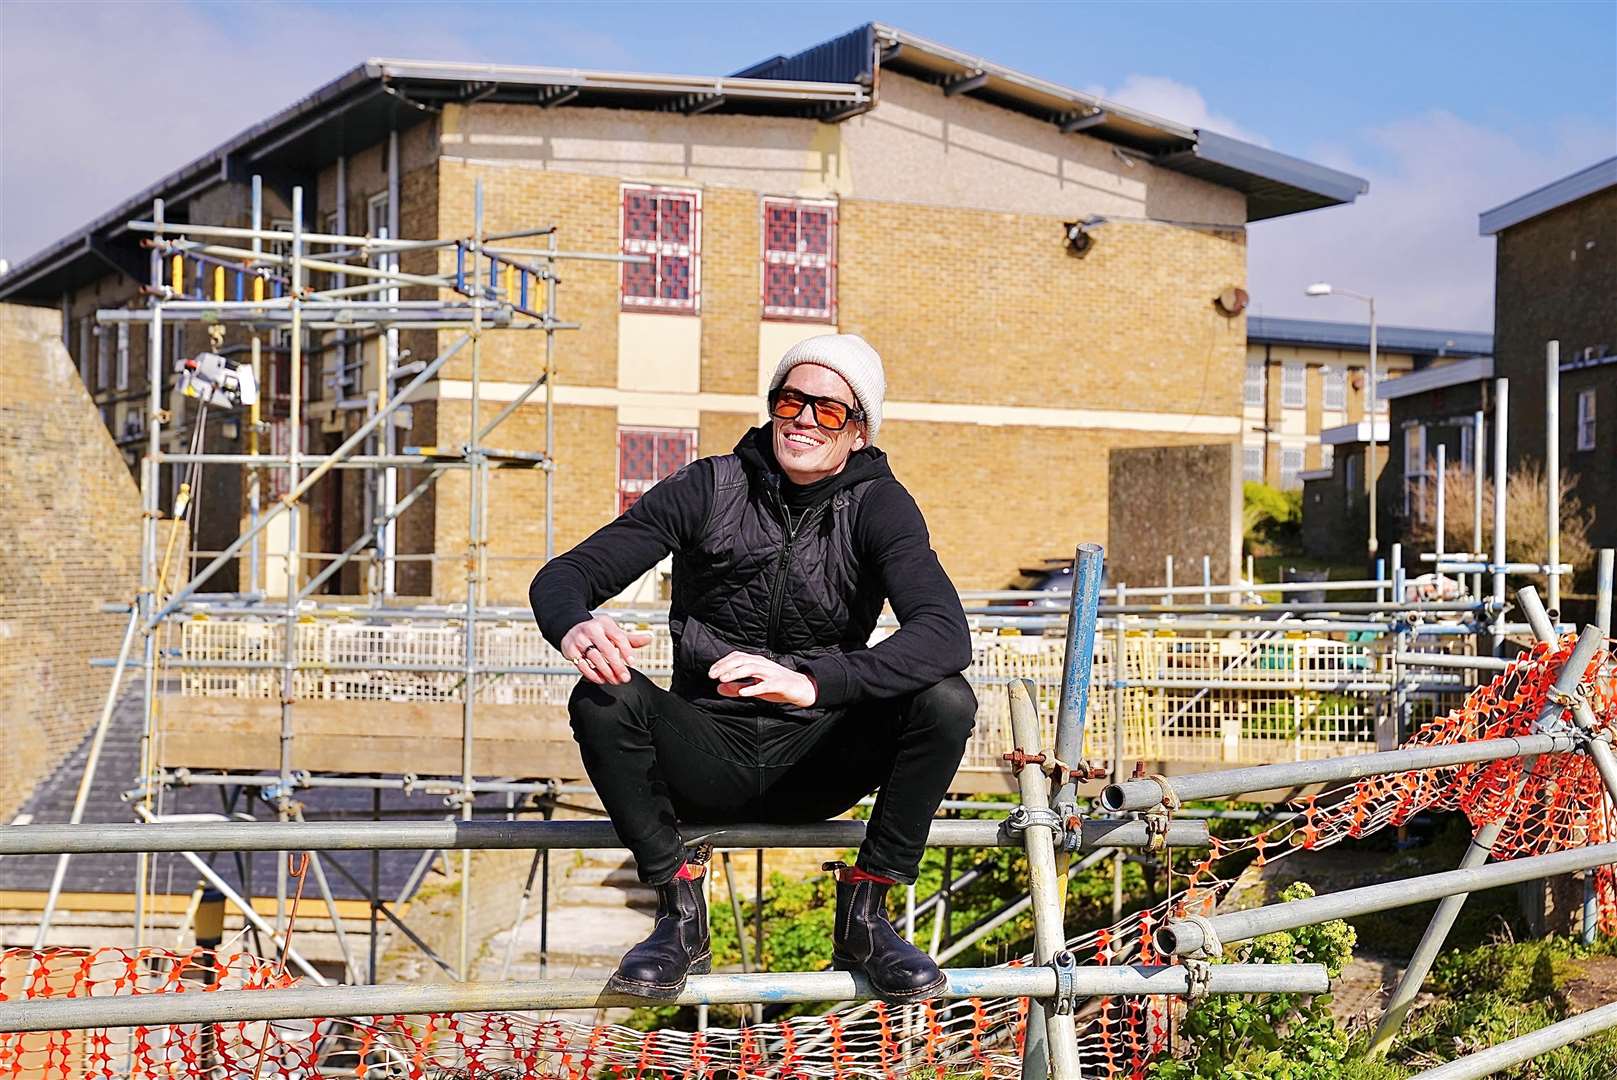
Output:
(762, 198), (836, 321)
(618, 427), (697, 514)
(621, 185), (701, 312)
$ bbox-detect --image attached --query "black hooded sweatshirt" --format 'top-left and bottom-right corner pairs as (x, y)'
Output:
(529, 427), (971, 714)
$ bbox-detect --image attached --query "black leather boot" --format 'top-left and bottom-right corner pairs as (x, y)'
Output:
(606, 858), (711, 999)
(825, 861), (946, 1003)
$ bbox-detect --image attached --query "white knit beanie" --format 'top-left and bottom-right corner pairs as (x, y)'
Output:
(768, 333), (886, 443)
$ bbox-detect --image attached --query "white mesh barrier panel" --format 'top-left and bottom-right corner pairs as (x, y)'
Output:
(175, 617), (1473, 769)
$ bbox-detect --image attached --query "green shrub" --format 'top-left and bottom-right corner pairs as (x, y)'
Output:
(1385, 935), (1617, 1078)
(1244, 482), (1304, 554)
(1149, 882), (1357, 1080)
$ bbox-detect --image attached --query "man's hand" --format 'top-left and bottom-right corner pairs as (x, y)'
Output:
(561, 614), (654, 686)
(708, 651), (818, 707)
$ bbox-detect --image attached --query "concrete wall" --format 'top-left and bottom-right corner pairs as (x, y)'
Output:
(0, 303), (144, 817)
(1106, 443), (1241, 589)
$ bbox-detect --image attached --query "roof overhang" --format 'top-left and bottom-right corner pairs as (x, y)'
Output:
(1479, 156), (1616, 236)
(2, 22), (1366, 304)
(1378, 356), (1495, 401)
(0, 59), (869, 304)
(1321, 421), (1389, 446)
(1248, 316), (1492, 358)
(862, 24), (1367, 221)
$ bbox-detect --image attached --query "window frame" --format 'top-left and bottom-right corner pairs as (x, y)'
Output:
(1243, 360), (1266, 407)
(1281, 362), (1306, 409)
(620, 184), (702, 314)
(1577, 388), (1596, 451)
(1345, 452), (1360, 508)
(760, 196), (837, 323)
(1404, 424), (1427, 475)
(1322, 366), (1346, 411)
(366, 194), (390, 257)
(1403, 424), (1428, 519)
(1280, 446), (1305, 490)
(115, 322), (130, 391)
(95, 322), (112, 392)
(77, 316), (93, 390)
(1242, 445), (1264, 483)
(617, 426), (698, 515)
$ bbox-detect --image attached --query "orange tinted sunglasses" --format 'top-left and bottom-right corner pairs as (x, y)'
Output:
(768, 387), (863, 432)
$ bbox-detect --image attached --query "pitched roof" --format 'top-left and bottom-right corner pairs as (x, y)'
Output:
(740, 24), (1368, 221)
(1377, 356), (1495, 400)
(1248, 316), (1492, 357)
(1479, 156), (1617, 236)
(0, 24), (1366, 303)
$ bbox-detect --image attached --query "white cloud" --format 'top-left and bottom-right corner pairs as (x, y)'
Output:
(1247, 111), (1615, 330)
(1083, 74), (1268, 145)
(0, 1), (631, 264)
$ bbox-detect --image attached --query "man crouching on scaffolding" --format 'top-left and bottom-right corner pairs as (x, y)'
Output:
(529, 333), (976, 1003)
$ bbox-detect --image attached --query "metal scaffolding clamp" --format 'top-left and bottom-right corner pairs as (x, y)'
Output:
(1547, 681), (1590, 712)
(1049, 949), (1081, 1014)
(1183, 957), (1215, 1001)
(1180, 913), (1224, 961)
(1038, 748), (1072, 786)
(1001, 748), (1046, 774)
(1144, 812), (1172, 852)
(1145, 772), (1182, 811)
(1004, 805), (1064, 840)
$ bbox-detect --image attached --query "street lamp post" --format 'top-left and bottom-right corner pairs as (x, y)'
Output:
(1306, 283), (1379, 561)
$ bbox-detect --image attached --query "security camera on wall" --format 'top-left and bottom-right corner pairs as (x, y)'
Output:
(1063, 216), (1105, 258)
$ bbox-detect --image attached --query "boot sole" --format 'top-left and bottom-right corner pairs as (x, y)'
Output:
(832, 957), (948, 1004)
(604, 953), (712, 1001)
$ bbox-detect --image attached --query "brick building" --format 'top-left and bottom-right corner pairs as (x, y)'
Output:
(1480, 156), (1616, 551)
(0, 24), (1369, 600)
(1245, 316), (1490, 491)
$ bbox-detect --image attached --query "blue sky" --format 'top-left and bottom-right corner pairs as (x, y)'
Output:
(3, 0), (1613, 327)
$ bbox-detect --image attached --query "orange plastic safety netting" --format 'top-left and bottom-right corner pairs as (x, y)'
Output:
(3, 634), (1610, 1079)
(1, 939), (1178, 1080)
(1172, 631), (1617, 933)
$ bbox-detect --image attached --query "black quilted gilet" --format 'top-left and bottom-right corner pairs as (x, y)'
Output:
(667, 454), (886, 724)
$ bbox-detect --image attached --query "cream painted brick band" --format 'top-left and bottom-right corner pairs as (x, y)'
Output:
(431, 379), (1240, 435)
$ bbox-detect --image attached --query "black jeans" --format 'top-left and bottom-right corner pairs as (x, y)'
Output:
(568, 672), (977, 885)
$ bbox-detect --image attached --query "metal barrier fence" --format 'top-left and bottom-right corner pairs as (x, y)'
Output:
(6, 610), (1614, 1080)
(171, 617), (1476, 769)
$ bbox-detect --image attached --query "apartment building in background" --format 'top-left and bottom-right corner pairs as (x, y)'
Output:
(1, 24), (1370, 599)
(1244, 316), (1491, 492)
(1481, 156), (1616, 551)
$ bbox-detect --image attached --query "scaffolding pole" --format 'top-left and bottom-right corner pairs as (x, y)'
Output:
(1406, 1000), (1617, 1080)
(0, 816), (1211, 857)
(1157, 841), (1617, 957)
(1368, 602), (1606, 1055)
(1010, 678), (1081, 1080)
(1101, 732), (1580, 813)
(0, 963), (1328, 1034)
